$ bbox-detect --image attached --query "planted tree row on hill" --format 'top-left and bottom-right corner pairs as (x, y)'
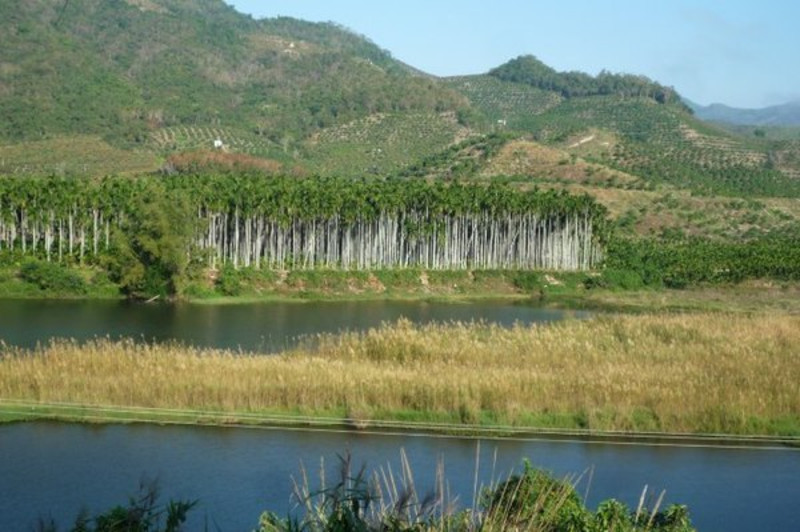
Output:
(0, 175), (607, 272)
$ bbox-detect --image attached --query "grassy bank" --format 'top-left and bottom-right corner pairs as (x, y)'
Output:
(0, 263), (119, 299)
(3, 258), (800, 315)
(2, 313), (798, 436)
(182, 267), (581, 302)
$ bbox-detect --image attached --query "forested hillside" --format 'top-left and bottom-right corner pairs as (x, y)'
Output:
(445, 57), (800, 198)
(0, 0), (467, 157)
(1, 0), (800, 241)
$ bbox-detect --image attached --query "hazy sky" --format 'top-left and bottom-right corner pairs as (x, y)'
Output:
(227, 0), (799, 109)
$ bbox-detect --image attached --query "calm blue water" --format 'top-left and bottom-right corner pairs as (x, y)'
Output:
(1, 422), (797, 532)
(0, 298), (587, 351)
(2, 300), (796, 531)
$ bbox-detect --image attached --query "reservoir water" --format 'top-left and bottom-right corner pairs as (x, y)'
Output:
(0, 422), (798, 532)
(1, 299), (797, 531)
(0, 298), (586, 351)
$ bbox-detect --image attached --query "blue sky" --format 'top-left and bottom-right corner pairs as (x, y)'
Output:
(227, 1), (799, 108)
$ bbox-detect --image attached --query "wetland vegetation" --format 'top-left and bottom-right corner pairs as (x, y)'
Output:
(2, 313), (797, 437)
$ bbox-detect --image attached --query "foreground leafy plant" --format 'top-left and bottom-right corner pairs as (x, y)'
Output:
(36, 481), (196, 532)
(257, 453), (695, 532)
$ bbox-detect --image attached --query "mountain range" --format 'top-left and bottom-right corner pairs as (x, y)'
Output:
(688, 100), (800, 127)
(1, 0), (799, 239)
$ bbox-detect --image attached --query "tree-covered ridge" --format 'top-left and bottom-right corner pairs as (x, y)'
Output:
(489, 55), (682, 104)
(0, 0), (467, 149)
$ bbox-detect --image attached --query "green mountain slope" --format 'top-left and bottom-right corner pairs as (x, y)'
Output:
(444, 57), (800, 197)
(1, 0), (799, 213)
(0, 0), (467, 157)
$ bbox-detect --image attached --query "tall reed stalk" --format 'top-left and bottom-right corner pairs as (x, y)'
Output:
(2, 313), (797, 435)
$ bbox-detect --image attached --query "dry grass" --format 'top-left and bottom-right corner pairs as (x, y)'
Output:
(579, 281), (800, 315)
(1, 314), (798, 435)
(482, 139), (641, 188)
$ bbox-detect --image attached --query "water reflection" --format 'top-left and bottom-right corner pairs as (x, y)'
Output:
(0, 299), (587, 351)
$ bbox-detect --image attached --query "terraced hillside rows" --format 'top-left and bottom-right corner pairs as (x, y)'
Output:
(304, 112), (471, 177)
(555, 184), (800, 240)
(0, 136), (159, 177)
(397, 133), (513, 180)
(0, 0), (469, 149)
(517, 96), (800, 197)
(149, 126), (281, 158)
(481, 138), (643, 188)
(445, 75), (562, 128)
(3, 0), (799, 230)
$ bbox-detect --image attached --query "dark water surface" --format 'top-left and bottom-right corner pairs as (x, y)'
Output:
(0, 422), (798, 532)
(0, 298), (587, 351)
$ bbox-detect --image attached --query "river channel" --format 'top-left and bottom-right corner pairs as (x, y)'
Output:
(0, 298), (587, 351)
(1, 422), (798, 532)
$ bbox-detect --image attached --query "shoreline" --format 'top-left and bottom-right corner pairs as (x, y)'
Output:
(1, 281), (798, 315)
(3, 401), (799, 450)
(6, 401), (800, 451)
(2, 261), (799, 313)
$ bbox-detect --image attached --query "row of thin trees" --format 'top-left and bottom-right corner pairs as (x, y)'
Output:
(0, 175), (607, 271)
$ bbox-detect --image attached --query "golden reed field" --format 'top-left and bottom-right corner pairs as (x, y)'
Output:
(1, 313), (798, 435)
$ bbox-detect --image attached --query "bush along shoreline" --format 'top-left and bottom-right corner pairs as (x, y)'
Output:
(38, 454), (696, 532)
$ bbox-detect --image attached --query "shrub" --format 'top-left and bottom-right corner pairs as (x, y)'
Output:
(216, 267), (244, 296)
(19, 260), (86, 295)
(511, 271), (541, 291)
(37, 482), (195, 532)
(586, 268), (645, 290)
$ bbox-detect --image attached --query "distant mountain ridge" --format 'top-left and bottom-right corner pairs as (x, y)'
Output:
(688, 100), (800, 126)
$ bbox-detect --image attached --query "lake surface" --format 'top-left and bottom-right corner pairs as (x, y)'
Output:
(1, 422), (798, 532)
(0, 298), (587, 351)
(3, 299), (796, 531)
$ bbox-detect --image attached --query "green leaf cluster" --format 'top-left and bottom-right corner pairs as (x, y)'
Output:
(19, 259), (86, 294)
(601, 236), (800, 288)
(490, 55), (681, 104)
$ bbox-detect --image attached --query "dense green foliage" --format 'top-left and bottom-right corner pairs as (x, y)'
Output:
(19, 259), (86, 294)
(598, 236), (800, 288)
(258, 458), (694, 531)
(480, 461), (693, 532)
(0, 175), (608, 296)
(0, 0), (466, 152)
(489, 55), (682, 104)
(37, 482), (195, 532)
(38, 461), (694, 532)
(103, 185), (196, 298)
